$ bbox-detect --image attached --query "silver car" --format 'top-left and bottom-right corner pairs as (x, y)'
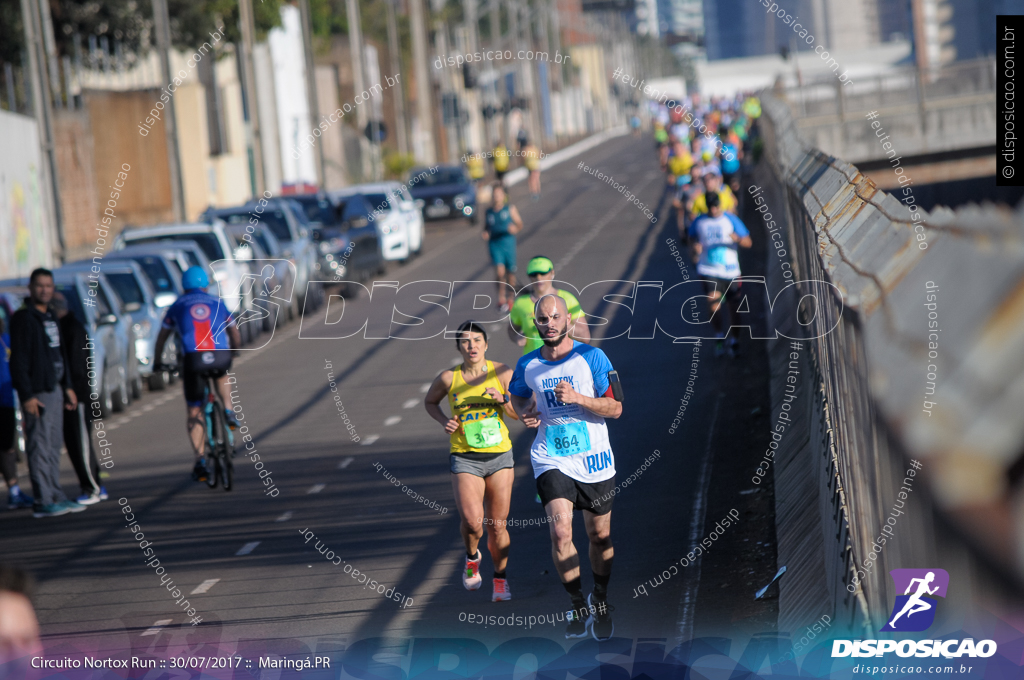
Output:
(224, 224), (298, 328)
(65, 259), (171, 392)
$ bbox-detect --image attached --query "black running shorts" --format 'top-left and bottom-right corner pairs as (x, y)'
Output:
(182, 350), (232, 406)
(536, 468), (615, 515)
(703, 276), (740, 301)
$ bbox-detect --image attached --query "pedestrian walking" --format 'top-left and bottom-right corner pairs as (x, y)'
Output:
(52, 293), (106, 505)
(1, 313), (34, 510)
(9, 269), (87, 518)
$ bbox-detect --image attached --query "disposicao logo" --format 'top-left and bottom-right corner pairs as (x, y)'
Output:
(883, 568), (948, 632)
(832, 568), (998, 659)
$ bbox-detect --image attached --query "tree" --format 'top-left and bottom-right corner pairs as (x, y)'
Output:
(0, 0), (286, 67)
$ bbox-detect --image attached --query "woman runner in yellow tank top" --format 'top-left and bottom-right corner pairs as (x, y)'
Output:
(424, 321), (518, 601)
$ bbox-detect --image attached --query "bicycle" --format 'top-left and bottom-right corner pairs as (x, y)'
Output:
(199, 369), (234, 491)
(154, 360), (234, 491)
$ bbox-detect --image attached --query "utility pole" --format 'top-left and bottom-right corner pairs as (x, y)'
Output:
(463, 0), (484, 154)
(238, 0), (267, 197)
(21, 0), (65, 260)
(521, 0), (541, 144)
(152, 0), (187, 218)
(409, 0), (436, 164)
(490, 0), (500, 49)
(152, 0), (188, 218)
(385, 0), (409, 156)
(298, 0), (326, 188)
(345, 0), (375, 179)
(488, 0), (501, 146)
(35, 0), (62, 108)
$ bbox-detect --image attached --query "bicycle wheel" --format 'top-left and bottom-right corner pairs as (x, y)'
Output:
(206, 453), (219, 488)
(220, 452), (233, 491)
(207, 406), (226, 489)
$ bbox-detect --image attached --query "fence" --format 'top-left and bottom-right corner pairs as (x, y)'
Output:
(780, 57), (997, 164)
(756, 89), (1024, 633)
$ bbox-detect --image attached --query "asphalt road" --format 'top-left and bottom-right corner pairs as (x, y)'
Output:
(1, 133), (781, 661)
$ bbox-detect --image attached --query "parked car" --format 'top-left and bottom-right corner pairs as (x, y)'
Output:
(63, 259), (172, 392)
(293, 192), (385, 285)
(361, 181), (425, 256)
(1, 271), (135, 416)
(326, 192), (388, 283)
(224, 224), (297, 328)
(332, 184), (416, 263)
(105, 245), (185, 309)
(407, 165), (477, 224)
(114, 221), (259, 344)
(203, 200), (319, 311)
(289, 192), (338, 230)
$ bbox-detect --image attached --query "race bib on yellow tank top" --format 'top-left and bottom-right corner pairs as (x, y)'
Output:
(464, 418), (503, 448)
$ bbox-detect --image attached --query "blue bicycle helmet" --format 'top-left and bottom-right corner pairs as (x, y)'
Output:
(182, 266), (209, 291)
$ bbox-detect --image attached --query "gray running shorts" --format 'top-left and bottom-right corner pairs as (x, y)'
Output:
(450, 449), (514, 477)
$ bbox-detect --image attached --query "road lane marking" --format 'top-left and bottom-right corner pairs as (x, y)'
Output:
(276, 511), (293, 522)
(555, 173), (658, 272)
(141, 619), (173, 636)
(338, 457), (354, 469)
(384, 416), (401, 426)
(420, 383), (431, 393)
(361, 434), (380, 445)
(235, 542), (260, 556)
(307, 484), (325, 494)
(403, 398), (419, 409)
(190, 579), (220, 595)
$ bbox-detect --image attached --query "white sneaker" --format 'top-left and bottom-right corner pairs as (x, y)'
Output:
(463, 551), (483, 590)
(76, 492), (101, 506)
(492, 577), (511, 601)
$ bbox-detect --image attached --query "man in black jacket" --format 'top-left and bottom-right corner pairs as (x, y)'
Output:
(9, 269), (87, 518)
(53, 292), (105, 505)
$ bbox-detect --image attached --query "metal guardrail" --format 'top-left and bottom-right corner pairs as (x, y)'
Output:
(757, 88), (1024, 631)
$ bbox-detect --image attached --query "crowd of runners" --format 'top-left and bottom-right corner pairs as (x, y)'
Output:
(423, 94), (761, 643)
(656, 93), (761, 356)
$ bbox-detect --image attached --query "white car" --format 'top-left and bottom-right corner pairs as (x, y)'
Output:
(334, 182), (425, 262)
(114, 221), (255, 329)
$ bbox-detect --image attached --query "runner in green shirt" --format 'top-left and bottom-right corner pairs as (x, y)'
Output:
(507, 256), (591, 354)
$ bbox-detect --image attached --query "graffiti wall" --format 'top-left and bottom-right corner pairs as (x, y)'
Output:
(0, 109), (55, 279)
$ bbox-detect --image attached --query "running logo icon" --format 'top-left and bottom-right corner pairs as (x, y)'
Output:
(881, 569), (949, 632)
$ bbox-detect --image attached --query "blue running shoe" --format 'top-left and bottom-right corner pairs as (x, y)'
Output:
(8, 488), (34, 510)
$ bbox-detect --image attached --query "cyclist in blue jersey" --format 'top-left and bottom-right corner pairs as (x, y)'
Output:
(510, 294), (622, 641)
(153, 267), (241, 480)
(688, 192), (752, 357)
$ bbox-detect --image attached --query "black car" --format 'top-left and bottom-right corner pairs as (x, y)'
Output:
(298, 192), (384, 286)
(407, 165), (477, 224)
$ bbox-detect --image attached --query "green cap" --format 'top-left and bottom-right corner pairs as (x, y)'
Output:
(527, 256), (554, 276)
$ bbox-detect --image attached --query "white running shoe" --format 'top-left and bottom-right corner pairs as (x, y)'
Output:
(463, 551), (483, 590)
(492, 578), (511, 601)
